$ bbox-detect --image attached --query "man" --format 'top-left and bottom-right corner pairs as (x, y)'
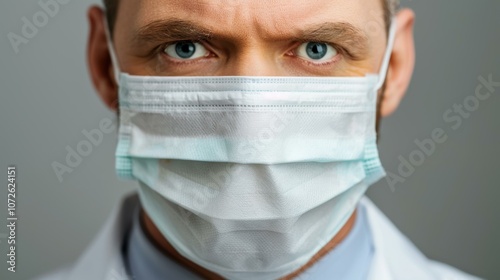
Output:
(39, 0), (481, 279)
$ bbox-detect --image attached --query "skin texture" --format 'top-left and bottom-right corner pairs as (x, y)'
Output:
(87, 0), (415, 278)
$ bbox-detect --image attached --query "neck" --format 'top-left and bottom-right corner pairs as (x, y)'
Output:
(140, 207), (357, 280)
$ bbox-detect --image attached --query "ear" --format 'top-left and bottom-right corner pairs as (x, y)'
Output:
(380, 8), (415, 117)
(87, 6), (118, 111)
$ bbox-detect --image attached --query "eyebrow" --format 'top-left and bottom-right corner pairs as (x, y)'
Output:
(133, 19), (369, 59)
(133, 19), (214, 45)
(295, 22), (369, 59)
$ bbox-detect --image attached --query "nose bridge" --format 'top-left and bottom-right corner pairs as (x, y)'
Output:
(212, 4), (283, 77)
(222, 45), (280, 76)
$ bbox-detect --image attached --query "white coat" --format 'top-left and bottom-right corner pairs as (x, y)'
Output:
(37, 192), (481, 280)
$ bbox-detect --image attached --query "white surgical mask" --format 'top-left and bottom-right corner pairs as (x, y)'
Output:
(107, 18), (396, 280)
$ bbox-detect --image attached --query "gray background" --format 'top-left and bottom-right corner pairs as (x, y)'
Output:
(0, 0), (499, 279)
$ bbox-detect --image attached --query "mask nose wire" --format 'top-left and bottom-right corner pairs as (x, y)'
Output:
(374, 17), (398, 91)
(103, 14), (121, 85)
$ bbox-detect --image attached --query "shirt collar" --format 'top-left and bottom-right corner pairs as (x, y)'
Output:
(125, 202), (374, 280)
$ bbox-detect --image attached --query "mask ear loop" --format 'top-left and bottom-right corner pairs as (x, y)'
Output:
(103, 14), (121, 85)
(374, 17), (398, 91)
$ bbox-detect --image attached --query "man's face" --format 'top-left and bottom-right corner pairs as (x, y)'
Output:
(112, 0), (388, 78)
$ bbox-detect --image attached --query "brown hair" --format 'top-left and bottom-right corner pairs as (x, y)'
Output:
(103, 0), (398, 135)
(103, 0), (400, 37)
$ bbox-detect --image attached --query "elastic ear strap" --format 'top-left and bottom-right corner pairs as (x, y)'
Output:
(103, 15), (121, 84)
(375, 17), (397, 90)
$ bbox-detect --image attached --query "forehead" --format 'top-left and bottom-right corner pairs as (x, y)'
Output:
(115, 0), (385, 40)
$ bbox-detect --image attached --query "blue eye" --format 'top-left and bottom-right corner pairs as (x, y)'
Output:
(306, 42), (327, 59)
(164, 41), (209, 60)
(297, 42), (338, 62)
(175, 41), (196, 58)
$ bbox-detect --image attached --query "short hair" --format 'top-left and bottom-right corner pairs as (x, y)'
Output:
(103, 0), (400, 38)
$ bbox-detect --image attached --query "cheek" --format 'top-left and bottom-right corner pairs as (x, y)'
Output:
(336, 60), (378, 77)
(121, 57), (157, 76)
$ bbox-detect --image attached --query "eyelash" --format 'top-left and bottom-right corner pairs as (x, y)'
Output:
(156, 41), (214, 63)
(155, 40), (346, 67)
(287, 41), (345, 67)
(296, 55), (341, 67)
